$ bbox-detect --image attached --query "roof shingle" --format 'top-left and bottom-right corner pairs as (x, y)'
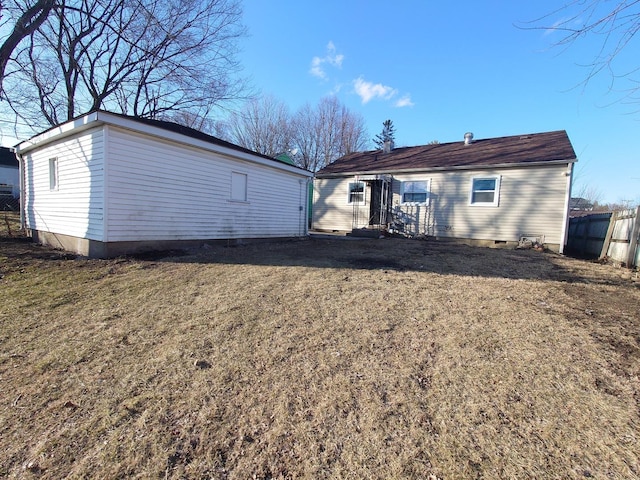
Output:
(317, 130), (576, 175)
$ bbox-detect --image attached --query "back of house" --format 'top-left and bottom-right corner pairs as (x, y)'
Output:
(313, 130), (577, 253)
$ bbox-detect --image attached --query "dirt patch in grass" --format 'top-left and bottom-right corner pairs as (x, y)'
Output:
(1, 219), (639, 478)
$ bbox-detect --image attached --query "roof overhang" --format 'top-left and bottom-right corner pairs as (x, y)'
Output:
(316, 158), (577, 178)
(14, 111), (313, 178)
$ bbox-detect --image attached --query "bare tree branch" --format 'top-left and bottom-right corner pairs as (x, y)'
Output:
(0, 0), (55, 94)
(522, 1), (640, 103)
(3, 0), (249, 133)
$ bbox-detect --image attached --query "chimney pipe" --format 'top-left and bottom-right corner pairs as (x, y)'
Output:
(383, 139), (394, 153)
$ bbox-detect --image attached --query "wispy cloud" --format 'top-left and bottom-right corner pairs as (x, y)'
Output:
(353, 77), (397, 104)
(309, 41), (344, 79)
(394, 95), (414, 108)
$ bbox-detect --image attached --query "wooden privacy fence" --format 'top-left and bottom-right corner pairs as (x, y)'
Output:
(567, 206), (640, 268)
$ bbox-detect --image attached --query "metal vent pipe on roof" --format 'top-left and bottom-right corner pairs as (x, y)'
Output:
(464, 132), (474, 145)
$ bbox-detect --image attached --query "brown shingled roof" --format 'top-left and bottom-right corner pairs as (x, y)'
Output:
(317, 130), (576, 175)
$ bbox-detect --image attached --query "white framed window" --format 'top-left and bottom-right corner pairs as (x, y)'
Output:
(347, 182), (365, 204)
(470, 176), (500, 206)
(49, 157), (58, 191)
(230, 172), (247, 202)
(401, 180), (429, 205)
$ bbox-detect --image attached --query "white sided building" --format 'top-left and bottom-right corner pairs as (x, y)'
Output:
(14, 111), (313, 257)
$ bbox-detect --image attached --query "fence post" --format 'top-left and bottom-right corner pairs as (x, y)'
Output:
(626, 206), (640, 268)
(599, 211), (617, 261)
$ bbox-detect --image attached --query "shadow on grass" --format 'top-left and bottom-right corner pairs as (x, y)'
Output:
(1, 233), (627, 286)
(136, 236), (614, 285)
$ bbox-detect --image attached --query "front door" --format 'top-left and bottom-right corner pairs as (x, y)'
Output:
(369, 180), (390, 226)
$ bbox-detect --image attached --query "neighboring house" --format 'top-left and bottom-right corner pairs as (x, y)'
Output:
(14, 111), (313, 258)
(569, 197), (595, 213)
(313, 130), (577, 253)
(0, 146), (19, 198)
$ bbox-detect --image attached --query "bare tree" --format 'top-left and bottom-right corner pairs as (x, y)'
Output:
(526, 1), (640, 102)
(291, 96), (368, 172)
(0, 0), (55, 94)
(2, 0), (247, 133)
(228, 95), (293, 157)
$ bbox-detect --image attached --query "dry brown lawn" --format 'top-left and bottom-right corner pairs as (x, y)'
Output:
(1, 212), (639, 479)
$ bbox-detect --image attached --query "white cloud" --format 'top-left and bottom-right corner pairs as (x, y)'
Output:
(353, 77), (398, 104)
(310, 57), (326, 79)
(395, 95), (414, 108)
(309, 41), (344, 79)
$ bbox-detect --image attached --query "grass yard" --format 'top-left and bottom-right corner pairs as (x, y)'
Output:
(1, 212), (639, 479)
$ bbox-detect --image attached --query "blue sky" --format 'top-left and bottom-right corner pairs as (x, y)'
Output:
(238, 0), (639, 204)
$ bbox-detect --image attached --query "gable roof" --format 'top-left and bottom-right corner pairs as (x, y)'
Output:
(317, 130), (577, 176)
(0, 147), (18, 167)
(14, 110), (312, 176)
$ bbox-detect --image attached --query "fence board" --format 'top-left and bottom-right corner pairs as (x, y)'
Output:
(567, 207), (639, 268)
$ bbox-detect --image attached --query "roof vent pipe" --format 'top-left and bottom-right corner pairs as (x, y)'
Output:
(464, 132), (474, 145)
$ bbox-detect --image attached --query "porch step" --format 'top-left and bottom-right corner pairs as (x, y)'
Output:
(349, 228), (383, 238)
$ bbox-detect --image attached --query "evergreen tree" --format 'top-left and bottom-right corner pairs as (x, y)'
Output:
(373, 119), (396, 149)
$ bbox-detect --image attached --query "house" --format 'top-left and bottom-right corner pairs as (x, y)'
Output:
(312, 130), (577, 253)
(14, 111), (313, 257)
(0, 146), (19, 197)
(569, 197), (595, 213)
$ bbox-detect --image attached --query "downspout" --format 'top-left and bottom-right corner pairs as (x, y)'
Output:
(305, 177), (312, 236)
(12, 149), (26, 231)
(559, 162), (574, 255)
(299, 177), (312, 237)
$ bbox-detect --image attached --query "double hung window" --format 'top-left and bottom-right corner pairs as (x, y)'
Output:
(401, 180), (429, 205)
(470, 176), (500, 206)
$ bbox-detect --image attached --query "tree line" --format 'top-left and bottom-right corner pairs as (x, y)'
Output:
(5, 2), (636, 172)
(0, 0), (371, 172)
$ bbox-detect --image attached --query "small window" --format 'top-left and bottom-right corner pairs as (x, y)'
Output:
(49, 158), (58, 191)
(231, 172), (247, 201)
(401, 180), (429, 205)
(470, 176), (500, 206)
(348, 182), (365, 204)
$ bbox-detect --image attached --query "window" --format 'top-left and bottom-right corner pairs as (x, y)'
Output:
(348, 182), (365, 204)
(401, 180), (429, 205)
(231, 172), (247, 201)
(470, 176), (500, 206)
(49, 158), (58, 191)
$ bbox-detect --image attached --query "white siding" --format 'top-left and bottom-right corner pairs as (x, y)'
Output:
(23, 128), (104, 240)
(104, 127), (308, 241)
(313, 178), (366, 231)
(314, 163), (571, 245)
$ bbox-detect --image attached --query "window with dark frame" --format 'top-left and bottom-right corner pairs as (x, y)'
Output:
(348, 182), (365, 204)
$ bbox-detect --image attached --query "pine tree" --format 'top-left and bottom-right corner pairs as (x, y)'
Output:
(373, 119), (396, 150)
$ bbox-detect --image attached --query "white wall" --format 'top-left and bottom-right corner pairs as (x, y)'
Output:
(314, 163), (571, 246)
(22, 127), (104, 240)
(104, 126), (309, 241)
